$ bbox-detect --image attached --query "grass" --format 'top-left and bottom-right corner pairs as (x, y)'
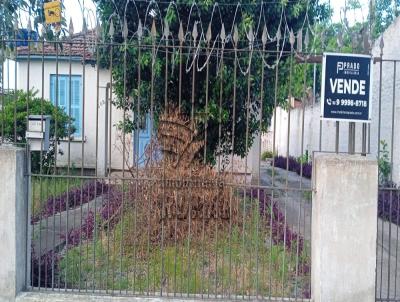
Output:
(31, 175), (84, 218)
(59, 197), (310, 298)
(302, 191), (312, 202)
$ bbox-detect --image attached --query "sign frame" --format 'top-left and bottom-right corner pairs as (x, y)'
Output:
(320, 52), (373, 123)
(44, 1), (62, 25)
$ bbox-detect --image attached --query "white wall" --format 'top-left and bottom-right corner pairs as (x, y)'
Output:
(266, 104), (369, 159)
(370, 16), (400, 184)
(263, 16), (400, 184)
(1, 59), (16, 91)
(17, 60), (131, 175)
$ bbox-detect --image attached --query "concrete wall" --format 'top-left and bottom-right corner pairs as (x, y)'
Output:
(0, 147), (28, 302)
(312, 154), (378, 302)
(266, 105), (369, 158)
(370, 16), (400, 184)
(17, 60), (130, 175)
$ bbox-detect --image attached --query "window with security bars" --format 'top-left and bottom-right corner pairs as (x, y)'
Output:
(50, 74), (82, 137)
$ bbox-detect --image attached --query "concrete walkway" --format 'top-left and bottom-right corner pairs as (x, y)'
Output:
(32, 196), (105, 256)
(259, 161), (312, 241)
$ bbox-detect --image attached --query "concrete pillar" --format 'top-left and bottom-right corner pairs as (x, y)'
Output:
(0, 146), (29, 302)
(312, 154), (378, 302)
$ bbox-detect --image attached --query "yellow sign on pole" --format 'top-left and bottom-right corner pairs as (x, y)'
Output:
(44, 1), (61, 24)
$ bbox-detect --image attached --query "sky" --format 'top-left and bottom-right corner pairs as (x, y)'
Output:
(18, 0), (370, 33)
(4, 0), (371, 90)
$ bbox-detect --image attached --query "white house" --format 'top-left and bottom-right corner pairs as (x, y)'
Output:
(16, 31), (129, 176)
(15, 31), (261, 180)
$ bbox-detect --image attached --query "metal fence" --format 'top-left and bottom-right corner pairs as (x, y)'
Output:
(3, 1), (397, 301)
(374, 55), (400, 302)
(0, 11), (314, 300)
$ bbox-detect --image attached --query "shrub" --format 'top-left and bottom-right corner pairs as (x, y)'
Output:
(261, 150), (274, 160)
(379, 140), (391, 185)
(1, 90), (75, 173)
(33, 181), (111, 223)
(378, 186), (400, 225)
(273, 155), (312, 179)
(31, 247), (59, 288)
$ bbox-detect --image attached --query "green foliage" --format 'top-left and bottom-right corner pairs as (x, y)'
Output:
(261, 150), (274, 161)
(93, 0), (329, 163)
(59, 200), (308, 296)
(31, 175), (82, 217)
(297, 150), (309, 165)
(378, 140), (391, 185)
(1, 90), (74, 173)
(373, 0), (400, 39)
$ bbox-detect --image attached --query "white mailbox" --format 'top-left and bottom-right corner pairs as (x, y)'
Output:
(26, 115), (51, 151)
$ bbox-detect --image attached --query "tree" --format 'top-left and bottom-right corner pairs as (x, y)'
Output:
(1, 90), (75, 173)
(93, 0), (329, 164)
(372, 0), (400, 38)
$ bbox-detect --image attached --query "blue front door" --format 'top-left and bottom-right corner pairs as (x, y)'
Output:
(134, 114), (152, 167)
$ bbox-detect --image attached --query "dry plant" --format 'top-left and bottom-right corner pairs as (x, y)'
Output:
(124, 107), (241, 249)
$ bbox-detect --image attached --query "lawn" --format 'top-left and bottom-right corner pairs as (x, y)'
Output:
(58, 197), (310, 298)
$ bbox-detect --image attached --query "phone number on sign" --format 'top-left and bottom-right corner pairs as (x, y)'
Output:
(329, 99), (368, 107)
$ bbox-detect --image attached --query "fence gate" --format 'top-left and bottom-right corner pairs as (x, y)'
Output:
(8, 0), (400, 301)
(0, 2), (315, 299)
(374, 50), (400, 301)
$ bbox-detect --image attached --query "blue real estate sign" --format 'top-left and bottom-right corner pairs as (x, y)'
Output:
(321, 53), (373, 122)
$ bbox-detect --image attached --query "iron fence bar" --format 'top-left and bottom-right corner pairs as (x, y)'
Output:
(36, 31), (47, 291)
(108, 41), (113, 177)
(51, 38), (60, 291)
(348, 122), (355, 154)
(146, 21), (156, 296)
(13, 30), (17, 143)
(269, 33), (280, 301)
(335, 121), (339, 154)
(395, 193), (400, 297)
(45, 177), (51, 289)
(62, 32), (74, 292)
(78, 31), (87, 293)
(255, 39), (266, 299)
(215, 33), (225, 299)
(287, 36), (295, 301)
(386, 60), (397, 301)
(378, 43), (384, 301)
(28, 172), (313, 192)
(31, 176), (36, 290)
(119, 27), (128, 296)
(187, 29), (197, 299)
(296, 48), (309, 300)
(242, 35), (252, 299)
(160, 23), (169, 297)
(111, 178), (117, 294)
(390, 62), (396, 183)
(93, 28), (101, 294)
(178, 25), (183, 112)
(1, 37), (4, 143)
(133, 27), (142, 295)
(228, 31), (238, 300)
(362, 123), (367, 155)
(105, 36), (114, 295)
(25, 34), (31, 293)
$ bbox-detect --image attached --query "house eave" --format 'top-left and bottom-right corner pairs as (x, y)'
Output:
(16, 55), (96, 65)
